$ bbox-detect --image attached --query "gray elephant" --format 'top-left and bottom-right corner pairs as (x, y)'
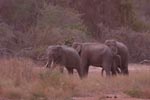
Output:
(45, 45), (83, 78)
(105, 39), (129, 75)
(72, 42), (117, 77)
(101, 54), (121, 76)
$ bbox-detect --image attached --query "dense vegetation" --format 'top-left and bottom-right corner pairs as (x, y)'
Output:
(0, 0), (150, 62)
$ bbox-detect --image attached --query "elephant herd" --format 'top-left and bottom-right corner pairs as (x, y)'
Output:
(45, 39), (129, 79)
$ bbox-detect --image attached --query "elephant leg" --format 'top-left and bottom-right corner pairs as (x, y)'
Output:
(111, 63), (117, 76)
(81, 59), (89, 77)
(120, 62), (128, 75)
(85, 65), (89, 75)
(124, 63), (129, 75)
(76, 68), (83, 79)
(105, 70), (111, 76)
(66, 68), (73, 74)
(82, 65), (89, 77)
(102, 67), (114, 76)
(111, 67), (117, 76)
(122, 66), (129, 75)
(102, 62), (111, 76)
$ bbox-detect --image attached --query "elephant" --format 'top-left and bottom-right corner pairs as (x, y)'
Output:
(45, 45), (83, 78)
(101, 54), (121, 76)
(105, 39), (129, 75)
(72, 42), (117, 77)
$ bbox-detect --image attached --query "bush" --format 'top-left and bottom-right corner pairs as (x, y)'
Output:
(0, 1), (89, 60)
(97, 25), (150, 62)
(30, 4), (88, 48)
(0, 0), (42, 31)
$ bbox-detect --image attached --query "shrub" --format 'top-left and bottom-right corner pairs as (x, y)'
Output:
(0, 0), (42, 31)
(30, 4), (88, 48)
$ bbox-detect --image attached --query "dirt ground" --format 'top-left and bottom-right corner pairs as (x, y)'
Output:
(72, 64), (150, 100)
(72, 93), (150, 100)
(0, 63), (149, 100)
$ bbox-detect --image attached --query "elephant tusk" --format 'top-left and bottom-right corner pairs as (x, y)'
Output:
(50, 60), (56, 70)
(45, 61), (49, 68)
(50, 60), (54, 67)
(45, 59), (54, 69)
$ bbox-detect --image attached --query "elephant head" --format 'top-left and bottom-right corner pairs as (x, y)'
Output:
(105, 39), (129, 75)
(45, 45), (83, 78)
(105, 39), (118, 55)
(45, 45), (64, 68)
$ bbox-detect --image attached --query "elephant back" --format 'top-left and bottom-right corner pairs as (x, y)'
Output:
(61, 46), (81, 67)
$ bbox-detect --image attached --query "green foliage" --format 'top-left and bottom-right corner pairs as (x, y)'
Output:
(0, 0), (42, 31)
(130, 17), (150, 31)
(0, 0), (150, 62)
(125, 88), (150, 99)
(0, 0), (88, 58)
(125, 89), (141, 98)
(37, 5), (81, 29)
(31, 4), (88, 47)
(119, 0), (150, 31)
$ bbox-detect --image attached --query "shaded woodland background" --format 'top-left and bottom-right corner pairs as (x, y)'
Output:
(0, 0), (150, 62)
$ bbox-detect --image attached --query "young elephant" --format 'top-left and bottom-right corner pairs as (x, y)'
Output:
(45, 45), (83, 78)
(105, 39), (129, 75)
(101, 54), (121, 76)
(72, 42), (116, 77)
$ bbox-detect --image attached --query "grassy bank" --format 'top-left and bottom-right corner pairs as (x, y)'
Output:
(0, 58), (149, 100)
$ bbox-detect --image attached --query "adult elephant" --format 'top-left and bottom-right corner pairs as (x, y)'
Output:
(72, 42), (117, 77)
(45, 45), (83, 78)
(105, 39), (129, 75)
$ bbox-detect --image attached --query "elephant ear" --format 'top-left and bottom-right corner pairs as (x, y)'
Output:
(105, 39), (118, 55)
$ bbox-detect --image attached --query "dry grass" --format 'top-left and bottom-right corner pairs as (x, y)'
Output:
(0, 59), (149, 100)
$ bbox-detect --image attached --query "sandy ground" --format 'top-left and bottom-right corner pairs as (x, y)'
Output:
(88, 63), (150, 73)
(72, 64), (150, 100)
